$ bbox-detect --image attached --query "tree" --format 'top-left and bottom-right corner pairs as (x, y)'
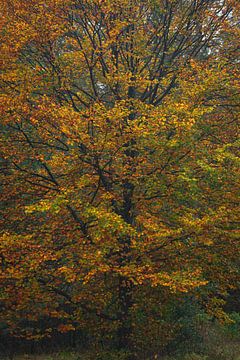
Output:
(1, 0), (239, 358)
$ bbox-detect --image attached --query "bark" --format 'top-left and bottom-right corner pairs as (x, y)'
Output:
(116, 179), (136, 358)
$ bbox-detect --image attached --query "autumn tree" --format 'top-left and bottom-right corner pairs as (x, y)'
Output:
(1, 0), (239, 358)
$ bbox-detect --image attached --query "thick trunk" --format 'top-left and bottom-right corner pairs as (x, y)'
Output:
(117, 276), (135, 359)
(116, 189), (137, 359)
(116, 180), (136, 358)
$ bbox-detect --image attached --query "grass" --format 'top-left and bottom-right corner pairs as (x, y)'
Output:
(2, 321), (240, 360)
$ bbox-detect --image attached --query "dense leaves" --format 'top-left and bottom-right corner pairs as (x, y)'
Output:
(0, 0), (239, 357)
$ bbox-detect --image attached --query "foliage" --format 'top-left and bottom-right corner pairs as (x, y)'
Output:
(0, 0), (240, 357)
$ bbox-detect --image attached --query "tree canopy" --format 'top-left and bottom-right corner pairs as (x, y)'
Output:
(0, 0), (239, 358)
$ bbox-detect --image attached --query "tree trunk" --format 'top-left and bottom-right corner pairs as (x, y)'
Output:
(117, 276), (136, 360)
